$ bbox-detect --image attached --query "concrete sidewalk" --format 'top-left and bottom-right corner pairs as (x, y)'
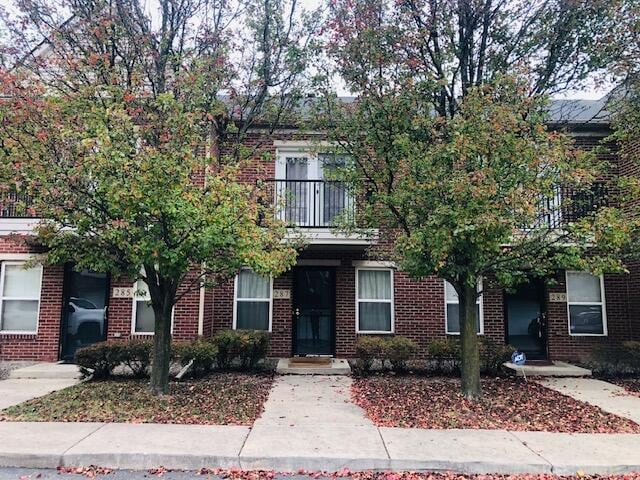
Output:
(0, 421), (639, 474)
(539, 378), (640, 424)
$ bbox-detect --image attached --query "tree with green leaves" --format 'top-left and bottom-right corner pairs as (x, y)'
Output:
(317, 0), (634, 399)
(0, 0), (319, 395)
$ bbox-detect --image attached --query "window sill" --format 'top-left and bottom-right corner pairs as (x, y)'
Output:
(446, 332), (485, 336)
(0, 331), (38, 338)
(356, 330), (394, 335)
(568, 332), (608, 337)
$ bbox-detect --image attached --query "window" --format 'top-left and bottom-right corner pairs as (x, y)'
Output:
(131, 279), (175, 335)
(132, 279), (155, 334)
(566, 271), (606, 336)
(234, 270), (272, 331)
(356, 268), (394, 333)
(444, 280), (483, 334)
(0, 262), (42, 333)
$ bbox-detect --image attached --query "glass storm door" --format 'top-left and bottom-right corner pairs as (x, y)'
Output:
(60, 266), (110, 361)
(504, 279), (548, 360)
(292, 267), (335, 356)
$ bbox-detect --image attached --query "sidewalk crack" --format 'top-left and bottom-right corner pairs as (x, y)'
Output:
(59, 424), (107, 467)
(507, 431), (555, 473)
(376, 427), (391, 460)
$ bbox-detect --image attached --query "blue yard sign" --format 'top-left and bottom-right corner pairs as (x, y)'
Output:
(511, 351), (526, 366)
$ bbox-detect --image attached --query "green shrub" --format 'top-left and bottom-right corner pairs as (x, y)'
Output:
(385, 336), (418, 372)
(480, 339), (514, 375)
(427, 338), (460, 373)
(75, 342), (122, 379)
(172, 339), (218, 377)
(354, 337), (386, 373)
(589, 343), (640, 377)
(237, 330), (270, 369)
(120, 340), (152, 378)
(212, 330), (243, 369)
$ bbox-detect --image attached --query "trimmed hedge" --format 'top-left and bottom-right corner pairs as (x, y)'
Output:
(589, 341), (640, 376)
(75, 342), (123, 379)
(426, 337), (514, 375)
(354, 336), (418, 374)
(211, 329), (270, 370)
(172, 339), (217, 377)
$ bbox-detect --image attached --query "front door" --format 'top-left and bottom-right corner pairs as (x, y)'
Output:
(60, 265), (110, 361)
(504, 279), (548, 360)
(292, 267), (335, 356)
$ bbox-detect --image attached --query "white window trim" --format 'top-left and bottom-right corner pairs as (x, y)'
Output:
(232, 270), (273, 332)
(444, 279), (484, 335)
(0, 261), (43, 335)
(566, 271), (608, 337)
(355, 267), (395, 334)
(130, 280), (175, 336)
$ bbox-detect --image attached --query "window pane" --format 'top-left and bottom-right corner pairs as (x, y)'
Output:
(1, 299), (38, 331)
(567, 272), (602, 302)
(237, 271), (270, 299)
(3, 264), (41, 298)
(359, 302), (391, 331)
(135, 301), (155, 333)
(236, 301), (270, 330)
(134, 280), (150, 300)
(358, 270), (391, 300)
(446, 304), (481, 334)
(569, 305), (604, 334)
(444, 281), (458, 302)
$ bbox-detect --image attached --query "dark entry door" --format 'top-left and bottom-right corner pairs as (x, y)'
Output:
(60, 266), (110, 361)
(504, 279), (548, 360)
(293, 267), (335, 356)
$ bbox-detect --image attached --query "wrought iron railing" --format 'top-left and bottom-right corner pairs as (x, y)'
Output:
(267, 179), (355, 228)
(528, 182), (608, 230)
(0, 190), (36, 218)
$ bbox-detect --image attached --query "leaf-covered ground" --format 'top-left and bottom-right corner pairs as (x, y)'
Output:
(0, 372), (274, 425)
(607, 378), (640, 397)
(351, 376), (640, 433)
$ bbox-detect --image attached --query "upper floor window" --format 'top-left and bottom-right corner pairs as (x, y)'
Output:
(566, 271), (606, 336)
(356, 268), (394, 333)
(234, 270), (272, 331)
(274, 149), (353, 227)
(0, 262), (42, 333)
(444, 280), (483, 334)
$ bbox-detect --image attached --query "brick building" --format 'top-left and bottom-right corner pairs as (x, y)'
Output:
(0, 98), (638, 363)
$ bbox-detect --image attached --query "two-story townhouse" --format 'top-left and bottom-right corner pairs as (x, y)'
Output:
(0, 97), (638, 363)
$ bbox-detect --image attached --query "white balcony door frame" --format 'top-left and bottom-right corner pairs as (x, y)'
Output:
(275, 149), (348, 227)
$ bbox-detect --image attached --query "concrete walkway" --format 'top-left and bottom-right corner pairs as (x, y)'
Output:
(539, 377), (640, 424)
(0, 363), (81, 410)
(0, 375), (640, 474)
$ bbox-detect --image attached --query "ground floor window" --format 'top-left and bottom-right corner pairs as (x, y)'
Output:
(566, 271), (606, 336)
(444, 280), (483, 334)
(0, 261), (42, 333)
(132, 279), (175, 334)
(234, 269), (272, 331)
(356, 268), (394, 333)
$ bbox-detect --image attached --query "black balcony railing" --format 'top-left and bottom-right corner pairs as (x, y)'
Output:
(267, 179), (355, 228)
(0, 190), (35, 218)
(530, 182), (608, 230)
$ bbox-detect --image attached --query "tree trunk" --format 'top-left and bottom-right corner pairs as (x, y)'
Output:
(150, 300), (173, 396)
(459, 282), (481, 399)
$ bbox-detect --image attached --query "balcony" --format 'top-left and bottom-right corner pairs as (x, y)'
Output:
(0, 191), (36, 218)
(268, 179), (355, 228)
(528, 182), (609, 230)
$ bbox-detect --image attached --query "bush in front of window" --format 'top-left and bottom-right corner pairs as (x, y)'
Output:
(75, 342), (123, 379)
(480, 340), (515, 376)
(172, 339), (218, 378)
(120, 340), (152, 378)
(385, 336), (418, 372)
(589, 341), (640, 377)
(427, 338), (461, 374)
(212, 329), (271, 370)
(354, 337), (387, 374)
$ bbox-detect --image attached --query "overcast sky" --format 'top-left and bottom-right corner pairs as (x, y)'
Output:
(0, 0), (609, 100)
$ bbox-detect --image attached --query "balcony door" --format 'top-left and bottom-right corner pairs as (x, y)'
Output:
(275, 152), (350, 227)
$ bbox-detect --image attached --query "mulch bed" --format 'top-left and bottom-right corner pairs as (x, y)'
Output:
(0, 372), (274, 425)
(351, 376), (640, 433)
